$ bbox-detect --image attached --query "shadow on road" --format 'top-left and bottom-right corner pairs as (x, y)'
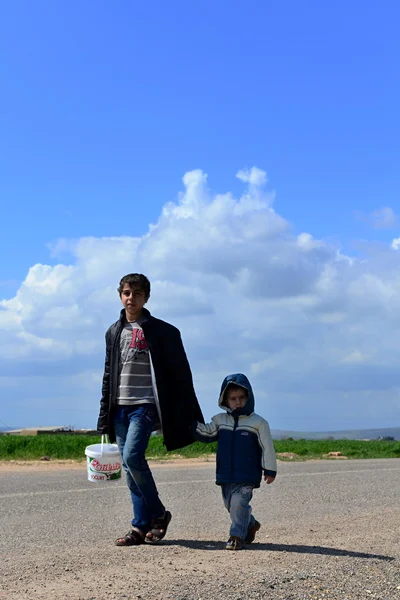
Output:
(168, 540), (395, 561)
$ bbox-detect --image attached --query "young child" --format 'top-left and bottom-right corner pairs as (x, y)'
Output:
(192, 373), (277, 550)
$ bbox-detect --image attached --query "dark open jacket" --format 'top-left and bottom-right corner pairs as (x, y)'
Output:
(97, 308), (204, 451)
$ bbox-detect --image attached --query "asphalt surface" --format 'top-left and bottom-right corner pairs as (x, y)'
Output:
(1, 459), (399, 599)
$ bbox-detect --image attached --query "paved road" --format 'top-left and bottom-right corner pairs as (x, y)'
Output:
(1, 459), (399, 599)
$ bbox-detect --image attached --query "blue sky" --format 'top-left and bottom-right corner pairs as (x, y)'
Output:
(1, 1), (400, 432)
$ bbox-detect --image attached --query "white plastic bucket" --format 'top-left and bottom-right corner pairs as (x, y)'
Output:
(85, 435), (122, 482)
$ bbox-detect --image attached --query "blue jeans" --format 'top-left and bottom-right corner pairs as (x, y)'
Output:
(114, 404), (165, 532)
(221, 483), (256, 539)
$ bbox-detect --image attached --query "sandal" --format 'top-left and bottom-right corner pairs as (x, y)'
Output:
(245, 520), (261, 544)
(145, 510), (172, 544)
(115, 528), (145, 546)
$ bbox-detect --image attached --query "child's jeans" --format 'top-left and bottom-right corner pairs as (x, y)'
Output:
(221, 483), (256, 539)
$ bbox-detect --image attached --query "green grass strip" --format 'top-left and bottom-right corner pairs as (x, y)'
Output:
(0, 434), (399, 461)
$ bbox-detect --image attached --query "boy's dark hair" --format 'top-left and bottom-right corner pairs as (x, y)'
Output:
(223, 383), (248, 402)
(118, 274), (151, 299)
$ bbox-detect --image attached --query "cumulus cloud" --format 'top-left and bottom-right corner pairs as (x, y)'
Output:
(236, 166), (268, 187)
(391, 237), (400, 250)
(1, 168), (400, 431)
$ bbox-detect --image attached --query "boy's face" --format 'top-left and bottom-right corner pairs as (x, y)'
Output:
(120, 284), (148, 314)
(225, 387), (247, 410)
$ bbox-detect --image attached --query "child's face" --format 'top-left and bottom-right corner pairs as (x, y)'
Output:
(120, 284), (148, 313)
(225, 387), (247, 410)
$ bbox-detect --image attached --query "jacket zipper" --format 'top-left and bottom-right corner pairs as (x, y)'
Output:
(230, 415), (239, 479)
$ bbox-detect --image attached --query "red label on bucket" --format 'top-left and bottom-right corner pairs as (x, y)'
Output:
(90, 458), (121, 472)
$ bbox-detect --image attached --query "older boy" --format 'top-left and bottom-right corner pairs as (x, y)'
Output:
(192, 373), (277, 550)
(97, 273), (203, 546)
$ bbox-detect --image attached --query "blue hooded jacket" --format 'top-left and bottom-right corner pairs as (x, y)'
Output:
(193, 373), (277, 487)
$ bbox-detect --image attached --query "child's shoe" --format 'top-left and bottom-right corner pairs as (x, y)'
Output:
(245, 520), (261, 544)
(225, 536), (245, 550)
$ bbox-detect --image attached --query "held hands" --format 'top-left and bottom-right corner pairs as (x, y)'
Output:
(264, 474), (275, 484)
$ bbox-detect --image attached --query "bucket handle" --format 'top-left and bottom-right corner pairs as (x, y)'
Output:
(100, 434), (110, 456)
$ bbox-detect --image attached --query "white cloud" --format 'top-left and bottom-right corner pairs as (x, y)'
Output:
(1, 167), (400, 431)
(236, 166), (268, 187)
(391, 237), (400, 250)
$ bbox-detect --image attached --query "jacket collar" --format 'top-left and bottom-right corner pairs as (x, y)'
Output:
(119, 307), (152, 325)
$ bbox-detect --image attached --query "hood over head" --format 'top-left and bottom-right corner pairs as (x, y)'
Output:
(218, 373), (255, 416)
